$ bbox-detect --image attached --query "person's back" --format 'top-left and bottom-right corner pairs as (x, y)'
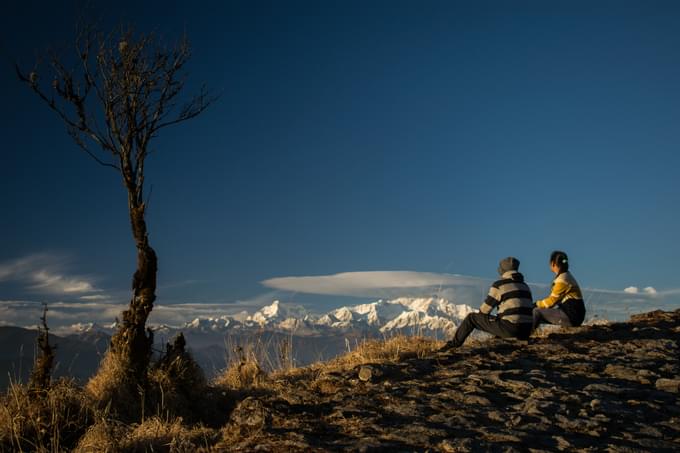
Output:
(482, 269), (534, 327)
(440, 257), (533, 351)
(533, 251), (586, 329)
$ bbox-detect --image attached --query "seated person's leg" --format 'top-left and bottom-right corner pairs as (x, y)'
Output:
(458, 313), (516, 341)
(442, 312), (487, 349)
(471, 315), (521, 339)
(535, 307), (572, 327)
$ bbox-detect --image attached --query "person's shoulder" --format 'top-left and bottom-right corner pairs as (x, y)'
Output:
(555, 272), (569, 282)
(491, 276), (510, 288)
(556, 271), (578, 284)
(563, 271), (579, 284)
(492, 272), (524, 287)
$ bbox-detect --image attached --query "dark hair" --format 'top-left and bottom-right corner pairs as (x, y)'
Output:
(550, 250), (569, 272)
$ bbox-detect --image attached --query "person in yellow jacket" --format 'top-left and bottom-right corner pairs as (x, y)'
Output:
(533, 251), (586, 329)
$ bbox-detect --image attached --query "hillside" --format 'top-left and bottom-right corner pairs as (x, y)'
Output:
(216, 309), (680, 451)
(1, 308), (678, 451)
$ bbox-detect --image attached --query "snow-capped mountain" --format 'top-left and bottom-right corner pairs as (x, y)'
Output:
(315, 297), (473, 336)
(52, 297), (475, 378)
(248, 300), (311, 327)
(172, 297), (473, 336)
(61, 297), (474, 338)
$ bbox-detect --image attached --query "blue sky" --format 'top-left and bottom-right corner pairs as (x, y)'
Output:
(1, 1), (679, 324)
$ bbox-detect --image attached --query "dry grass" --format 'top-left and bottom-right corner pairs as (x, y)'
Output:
(85, 350), (143, 421)
(147, 345), (231, 426)
(2, 332), (450, 451)
(325, 334), (440, 370)
(73, 417), (127, 453)
(212, 334), (301, 392)
(213, 339), (269, 392)
(214, 359), (268, 391)
(0, 378), (94, 452)
(74, 416), (218, 452)
(123, 417), (216, 452)
(267, 334), (442, 397)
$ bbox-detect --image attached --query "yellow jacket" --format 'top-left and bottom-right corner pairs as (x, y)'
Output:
(536, 271), (583, 309)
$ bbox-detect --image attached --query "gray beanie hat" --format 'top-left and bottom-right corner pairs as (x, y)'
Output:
(498, 256), (520, 275)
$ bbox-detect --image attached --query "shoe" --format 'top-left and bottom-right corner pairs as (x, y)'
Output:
(438, 340), (460, 353)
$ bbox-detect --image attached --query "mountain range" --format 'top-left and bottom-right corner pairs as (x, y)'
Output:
(0, 297), (473, 390)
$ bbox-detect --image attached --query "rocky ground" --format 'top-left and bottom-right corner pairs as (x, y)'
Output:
(220, 309), (680, 452)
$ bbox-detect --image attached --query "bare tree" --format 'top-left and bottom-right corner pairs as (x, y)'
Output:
(29, 304), (55, 393)
(17, 24), (215, 395)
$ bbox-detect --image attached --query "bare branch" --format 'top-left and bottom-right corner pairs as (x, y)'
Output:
(154, 85), (218, 132)
(67, 126), (121, 171)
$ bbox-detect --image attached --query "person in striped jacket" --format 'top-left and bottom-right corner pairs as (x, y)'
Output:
(533, 250), (586, 329)
(440, 257), (534, 351)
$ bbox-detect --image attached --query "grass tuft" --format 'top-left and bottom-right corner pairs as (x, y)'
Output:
(0, 378), (94, 451)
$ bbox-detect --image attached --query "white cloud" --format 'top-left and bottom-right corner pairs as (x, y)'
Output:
(80, 294), (111, 301)
(0, 254), (100, 296)
(0, 299), (265, 329)
(234, 291), (284, 308)
(262, 271), (489, 297)
(622, 286), (658, 296)
(643, 287), (657, 295)
(30, 270), (96, 293)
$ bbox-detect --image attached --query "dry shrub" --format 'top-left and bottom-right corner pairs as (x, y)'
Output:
(123, 416), (216, 452)
(148, 338), (215, 424)
(85, 350), (143, 421)
(76, 416), (217, 453)
(0, 378), (93, 452)
(213, 338), (273, 392)
(73, 418), (127, 453)
(214, 358), (268, 391)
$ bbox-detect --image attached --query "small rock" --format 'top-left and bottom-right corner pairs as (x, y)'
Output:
(638, 425), (663, 438)
(637, 369), (657, 378)
(438, 440), (457, 452)
(228, 397), (270, 435)
(506, 415), (522, 427)
(487, 411), (504, 422)
(655, 378), (680, 393)
(583, 383), (624, 395)
(590, 399), (601, 410)
(554, 435), (571, 449)
(359, 366), (373, 381)
(593, 413), (610, 422)
(604, 364), (639, 381)
(463, 394), (492, 406)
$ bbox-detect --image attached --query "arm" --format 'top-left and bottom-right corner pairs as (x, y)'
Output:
(536, 280), (571, 309)
(480, 285), (501, 314)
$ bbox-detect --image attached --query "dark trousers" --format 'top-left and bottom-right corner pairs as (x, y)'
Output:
(532, 307), (574, 330)
(452, 313), (532, 347)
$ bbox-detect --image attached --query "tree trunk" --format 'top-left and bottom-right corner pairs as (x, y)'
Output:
(110, 200), (157, 385)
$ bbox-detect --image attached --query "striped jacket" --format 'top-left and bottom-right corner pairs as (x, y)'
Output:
(479, 271), (534, 324)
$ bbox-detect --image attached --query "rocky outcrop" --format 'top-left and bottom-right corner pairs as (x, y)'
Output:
(223, 309), (680, 451)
